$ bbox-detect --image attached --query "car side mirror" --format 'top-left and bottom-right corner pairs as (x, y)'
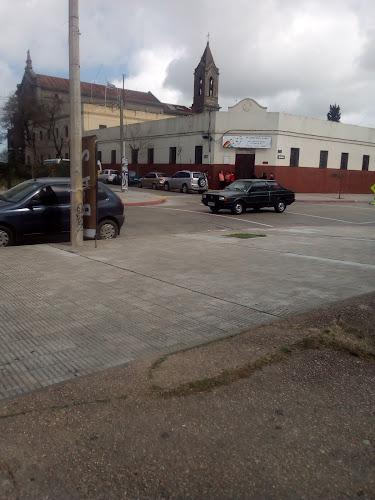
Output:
(26, 199), (39, 210)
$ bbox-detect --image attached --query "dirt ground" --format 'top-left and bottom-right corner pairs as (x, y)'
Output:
(1, 293), (374, 499)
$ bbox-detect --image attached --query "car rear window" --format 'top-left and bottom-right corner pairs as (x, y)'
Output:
(193, 172), (205, 178)
(98, 188), (108, 201)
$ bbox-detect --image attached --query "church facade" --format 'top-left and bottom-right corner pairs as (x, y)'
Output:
(10, 51), (193, 168)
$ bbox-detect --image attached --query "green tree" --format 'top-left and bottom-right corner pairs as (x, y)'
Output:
(327, 103), (341, 122)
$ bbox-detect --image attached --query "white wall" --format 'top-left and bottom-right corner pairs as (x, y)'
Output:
(85, 97), (375, 171)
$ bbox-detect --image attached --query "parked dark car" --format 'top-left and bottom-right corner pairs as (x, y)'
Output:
(202, 179), (295, 214)
(0, 178), (125, 247)
(113, 170), (141, 186)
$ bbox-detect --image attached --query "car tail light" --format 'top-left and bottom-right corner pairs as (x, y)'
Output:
(120, 199), (125, 208)
(191, 178), (194, 185)
(159, 178), (165, 183)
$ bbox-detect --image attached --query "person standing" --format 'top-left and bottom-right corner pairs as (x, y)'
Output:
(230, 171), (235, 183)
(269, 173), (274, 180)
(218, 170), (225, 189)
(225, 171), (231, 186)
(261, 172), (267, 179)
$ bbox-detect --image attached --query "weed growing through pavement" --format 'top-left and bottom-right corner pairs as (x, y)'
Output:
(225, 233), (266, 239)
(150, 321), (375, 398)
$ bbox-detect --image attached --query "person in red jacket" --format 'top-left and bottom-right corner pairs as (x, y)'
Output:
(230, 172), (235, 183)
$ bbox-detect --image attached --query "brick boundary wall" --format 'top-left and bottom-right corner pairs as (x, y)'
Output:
(101, 163), (375, 194)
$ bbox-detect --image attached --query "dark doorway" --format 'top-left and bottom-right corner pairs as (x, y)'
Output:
(195, 146), (203, 164)
(235, 154), (255, 179)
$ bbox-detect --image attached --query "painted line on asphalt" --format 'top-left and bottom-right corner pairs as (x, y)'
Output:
(285, 253), (375, 270)
(154, 207), (274, 228)
(289, 211), (358, 224)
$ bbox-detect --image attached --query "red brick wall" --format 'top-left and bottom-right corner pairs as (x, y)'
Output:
(101, 163), (375, 194)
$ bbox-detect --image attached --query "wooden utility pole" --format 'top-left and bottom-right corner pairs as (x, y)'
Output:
(69, 0), (83, 247)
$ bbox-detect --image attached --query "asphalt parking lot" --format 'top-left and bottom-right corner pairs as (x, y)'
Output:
(0, 190), (374, 400)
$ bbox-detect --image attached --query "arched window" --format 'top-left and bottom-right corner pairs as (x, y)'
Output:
(199, 77), (203, 96)
(209, 77), (214, 97)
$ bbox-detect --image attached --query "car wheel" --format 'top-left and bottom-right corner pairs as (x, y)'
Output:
(182, 184), (189, 194)
(98, 219), (119, 240)
(0, 225), (14, 247)
(138, 181), (143, 188)
(274, 200), (286, 213)
(152, 183), (157, 190)
(164, 182), (170, 191)
(231, 201), (245, 215)
(210, 207), (219, 213)
(198, 177), (207, 188)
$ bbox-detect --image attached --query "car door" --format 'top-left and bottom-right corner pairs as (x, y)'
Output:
(247, 182), (270, 208)
(170, 171), (182, 190)
(144, 173), (156, 188)
(49, 183), (71, 232)
(268, 181), (284, 206)
(22, 185), (61, 235)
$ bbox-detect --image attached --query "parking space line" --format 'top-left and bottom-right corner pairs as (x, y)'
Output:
(156, 207), (274, 227)
(289, 212), (357, 224)
(285, 253), (375, 269)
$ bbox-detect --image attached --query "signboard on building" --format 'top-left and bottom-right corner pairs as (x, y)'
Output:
(82, 135), (97, 239)
(222, 135), (271, 149)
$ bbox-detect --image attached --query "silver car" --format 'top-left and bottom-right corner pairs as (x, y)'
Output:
(164, 170), (208, 194)
(98, 169), (119, 183)
(138, 172), (169, 190)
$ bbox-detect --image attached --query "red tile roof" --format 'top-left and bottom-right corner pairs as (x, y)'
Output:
(37, 74), (162, 105)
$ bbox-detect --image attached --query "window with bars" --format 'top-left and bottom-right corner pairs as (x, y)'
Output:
(319, 150), (328, 168)
(148, 148), (154, 164)
(290, 148), (299, 167)
(169, 147), (176, 164)
(340, 153), (348, 170)
(362, 155), (370, 171)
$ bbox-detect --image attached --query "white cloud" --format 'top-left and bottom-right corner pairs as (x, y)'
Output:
(2, 0), (375, 127)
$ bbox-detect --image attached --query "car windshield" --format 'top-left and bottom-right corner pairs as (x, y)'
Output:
(1, 181), (41, 203)
(225, 181), (252, 192)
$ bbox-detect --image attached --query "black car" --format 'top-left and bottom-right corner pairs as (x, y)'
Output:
(0, 178), (125, 247)
(202, 179), (295, 215)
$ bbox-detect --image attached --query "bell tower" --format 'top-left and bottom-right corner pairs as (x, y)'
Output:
(192, 41), (220, 113)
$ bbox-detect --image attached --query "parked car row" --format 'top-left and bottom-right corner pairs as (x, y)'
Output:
(98, 169), (140, 185)
(138, 170), (208, 194)
(0, 178), (125, 247)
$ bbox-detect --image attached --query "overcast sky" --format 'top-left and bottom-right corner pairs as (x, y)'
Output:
(1, 0), (375, 128)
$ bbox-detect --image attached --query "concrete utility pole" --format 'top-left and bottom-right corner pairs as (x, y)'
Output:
(120, 74), (128, 192)
(69, 0), (83, 247)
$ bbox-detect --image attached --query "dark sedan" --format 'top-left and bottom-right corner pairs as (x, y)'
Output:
(0, 178), (125, 247)
(202, 179), (295, 215)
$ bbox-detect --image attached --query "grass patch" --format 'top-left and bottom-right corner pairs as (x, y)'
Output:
(151, 323), (375, 399)
(225, 233), (266, 239)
